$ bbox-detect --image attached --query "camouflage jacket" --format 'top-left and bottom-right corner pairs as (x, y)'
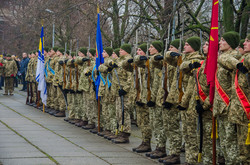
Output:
(52, 56), (60, 86)
(229, 52), (250, 126)
(45, 56), (56, 84)
(4, 59), (17, 77)
(213, 50), (241, 117)
(25, 58), (34, 82)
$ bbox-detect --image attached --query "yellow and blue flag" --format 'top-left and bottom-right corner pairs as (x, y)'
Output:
(35, 24), (47, 105)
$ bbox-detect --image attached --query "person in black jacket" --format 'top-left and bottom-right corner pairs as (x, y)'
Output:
(19, 53), (29, 91)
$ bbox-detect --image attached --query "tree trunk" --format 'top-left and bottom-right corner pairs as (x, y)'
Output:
(222, 0), (235, 32)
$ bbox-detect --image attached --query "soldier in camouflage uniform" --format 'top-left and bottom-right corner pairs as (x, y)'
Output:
(104, 48), (121, 140)
(25, 52), (35, 104)
(141, 41), (166, 159)
(3, 54), (17, 95)
(74, 48), (89, 127)
(97, 47), (114, 136)
(213, 31), (241, 165)
(159, 39), (184, 164)
(166, 37), (203, 164)
(82, 48), (98, 130)
(52, 48), (66, 117)
(106, 44), (132, 143)
(46, 47), (58, 112)
(229, 34), (250, 164)
(125, 43), (152, 153)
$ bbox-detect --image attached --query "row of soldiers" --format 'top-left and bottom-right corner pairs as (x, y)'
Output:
(25, 31), (250, 165)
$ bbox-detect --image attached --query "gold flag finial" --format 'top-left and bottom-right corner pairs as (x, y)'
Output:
(97, 4), (100, 13)
(41, 19), (44, 26)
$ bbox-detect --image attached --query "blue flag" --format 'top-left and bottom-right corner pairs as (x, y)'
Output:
(94, 7), (104, 100)
(35, 25), (47, 105)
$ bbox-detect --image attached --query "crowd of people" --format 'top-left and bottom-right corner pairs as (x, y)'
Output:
(3, 31), (249, 165)
(0, 53), (29, 94)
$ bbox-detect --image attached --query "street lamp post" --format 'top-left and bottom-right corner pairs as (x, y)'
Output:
(45, 9), (55, 48)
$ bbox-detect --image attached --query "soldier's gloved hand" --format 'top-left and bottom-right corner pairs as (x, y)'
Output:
(119, 89), (127, 96)
(196, 101), (204, 114)
(110, 62), (118, 68)
(140, 56), (148, 61)
(154, 55), (163, 61)
(163, 102), (172, 109)
(64, 59), (68, 63)
(107, 67), (113, 72)
(59, 61), (64, 65)
(136, 101), (144, 107)
(170, 52), (180, 57)
(128, 59), (133, 63)
(85, 72), (91, 76)
(71, 59), (75, 63)
(147, 101), (155, 107)
(82, 58), (90, 62)
(189, 62), (201, 70)
(237, 63), (248, 74)
(177, 105), (186, 111)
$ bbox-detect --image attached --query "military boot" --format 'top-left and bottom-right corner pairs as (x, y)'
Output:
(162, 154), (180, 165)
(145, 149), (158, 157)
(104, 132), (115, 139)
(107, 134), (117, 140)
(97, 130), (110, 137)
(49, 110), (59, 115)
(75, 120), (88, 127)
(90, 127), (99, 134)
(82, 124), (95, 130)
(150, 147), (166, 159)
(69, 119), (79, 124)
(112, 132), (130, 144)
(54, 111), (65, 117)
(135, 141), (151, 153)
(158, 155), (173, 163)
(132, 142), (143, 152)
(64, 117), (70, 122)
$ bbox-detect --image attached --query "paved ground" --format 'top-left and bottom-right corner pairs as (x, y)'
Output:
(0, 87), (185, 165)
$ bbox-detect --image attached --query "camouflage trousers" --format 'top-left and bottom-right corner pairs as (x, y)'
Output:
(149, 106), (166, 148)
(67, 93), (75, 119)
(162, 107), (182, 155)
(49, 85), (56, 109)
(46, 83), (53, 109)
(116, 96), (131, 133)
(101, 100), (116, 131)
(237, 123), (250, 164)
(86, 92), (97, 125)
(4, 77), (14, 94)
(32, 82), (37, 102)
(80, 92), (88, 121)
(200, 115), (213, 165)
(136, 105), (152, 142)
(108, 101), (117, 133)
(74, 92), (82, 120)
(217, 115), (239, 165)
(181, 111), (198, 164)
(56, 87), (66, 112)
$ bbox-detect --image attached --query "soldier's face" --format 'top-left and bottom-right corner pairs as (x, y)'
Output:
(119, 49), (128, 56)
(112, 52), (118, 59)
(203, 41), (209, 54)
(78, 52), (84, 57)
(137, 48), (146, 56)
(243, 38), (250, 52)
(149, 45), (158, 55)
(219, 37), (231, 51)
(51, 50), (55, 54)
(102, 50), (109, 58)
(184, 42), (195, 53)
(169, 45), (178, 53)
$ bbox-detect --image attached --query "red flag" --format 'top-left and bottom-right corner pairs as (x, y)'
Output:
(204, 0), (219, 105)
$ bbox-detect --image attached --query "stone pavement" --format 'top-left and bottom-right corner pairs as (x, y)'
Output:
(0, 87), (185, 165)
